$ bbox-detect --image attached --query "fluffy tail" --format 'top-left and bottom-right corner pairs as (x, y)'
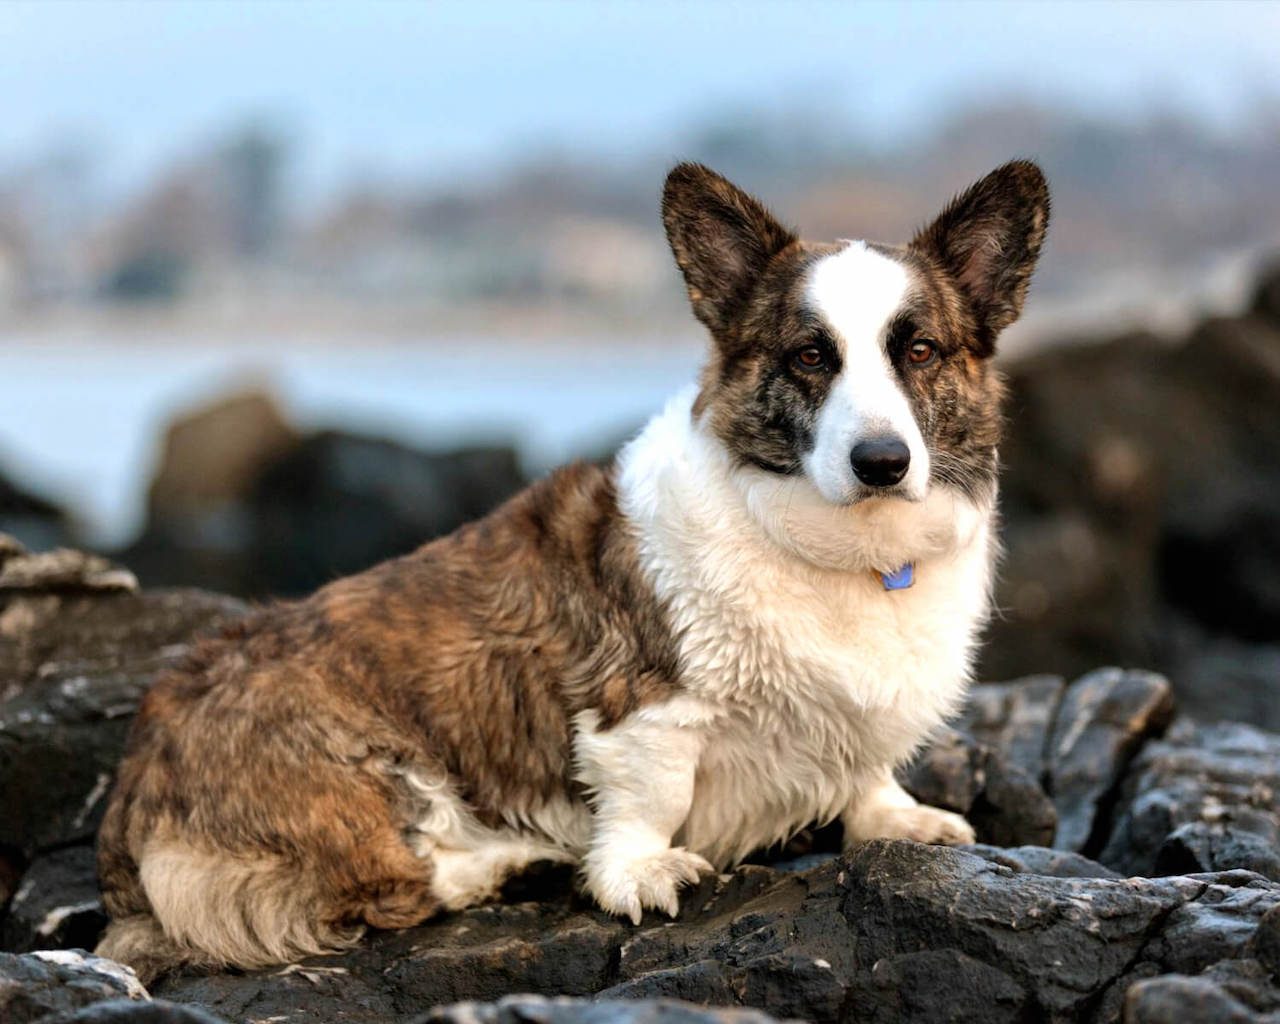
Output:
(95, 914), (199, 986)
(96, 842), (367, 983)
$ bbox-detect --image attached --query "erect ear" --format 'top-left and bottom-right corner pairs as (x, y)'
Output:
(911, 160), (1050, 351)
(662, 163), (797, 334)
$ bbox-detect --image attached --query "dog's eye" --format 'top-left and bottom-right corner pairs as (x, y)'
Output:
(908, 340), (939, 366)
(792, 346), (826, 372)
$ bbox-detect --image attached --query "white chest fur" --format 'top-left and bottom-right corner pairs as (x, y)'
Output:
(613, 390), (995, 866)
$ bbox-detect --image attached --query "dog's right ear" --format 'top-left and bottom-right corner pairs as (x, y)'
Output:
(662, 163), (796, 334)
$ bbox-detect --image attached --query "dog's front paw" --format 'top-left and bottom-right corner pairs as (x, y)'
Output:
(847, 804), (976, 848)
(585, 846), (713, 925)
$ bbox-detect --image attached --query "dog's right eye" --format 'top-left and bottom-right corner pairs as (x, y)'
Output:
(792, 346), (827, 372)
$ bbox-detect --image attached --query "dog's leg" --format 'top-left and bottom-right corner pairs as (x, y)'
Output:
(842, 770), (976, 849)
(574, 707), (713, 924)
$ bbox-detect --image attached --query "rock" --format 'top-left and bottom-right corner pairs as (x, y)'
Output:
(123, 415), (528, 599)
(244, 431), (526, 596)
(838, 843), (1273, 1023)
(956, 675), (1065, 781)
(965, 844), (1121, 879)
(36, 999), (230, 1023)
(145, 389), (299, 521)
(1252, 902), (1280, 977)
(1255, 259), (1280, 325)
(899, 727), (1057, 848)
(2, 847), (106, 954)
(144, 842), (1280, 1024)
(982, 293), (1280, 735)
(1125, 960), (1280, 1023)
(1100, 719), (1280, 880)
(0, 549), (137, 595)
(0, 471), (70, 553)
(1, 532), (27, 561)
(414, 996), (796, 1024)
(1166, 636), (1280, 733)
(1043, 668), (1175, 853)
(0, 949), (147, 1024)
(0, 586), (247, 854)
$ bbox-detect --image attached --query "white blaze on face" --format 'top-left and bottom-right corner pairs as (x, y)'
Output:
(802, 241), (930, 504)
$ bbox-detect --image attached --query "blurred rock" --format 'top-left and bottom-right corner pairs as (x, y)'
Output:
(122, 388), (527, 598)
(0, 546), (136, 595)
(0, 473), (70, 553)
(985, 279), (1280, 727)
(146, 390), (298, 519)
(245, 431), (526, 596)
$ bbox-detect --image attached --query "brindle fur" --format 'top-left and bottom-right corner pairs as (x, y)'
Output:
(667, 161), (1046, 504)
(97, 160), (1048, 981)
(98, 463), (679, 977)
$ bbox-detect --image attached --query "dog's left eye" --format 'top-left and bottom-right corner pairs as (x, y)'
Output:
(908, 340), (939, 366)
(792, 346), (827, 372)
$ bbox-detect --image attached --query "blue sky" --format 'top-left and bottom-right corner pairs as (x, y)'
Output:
(2, 0), (1279, 201)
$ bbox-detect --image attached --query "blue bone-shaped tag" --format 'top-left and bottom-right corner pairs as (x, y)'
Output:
(878, 563), (915, 591)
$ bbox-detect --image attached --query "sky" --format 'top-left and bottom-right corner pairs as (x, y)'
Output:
(2, 0), (1279, 204)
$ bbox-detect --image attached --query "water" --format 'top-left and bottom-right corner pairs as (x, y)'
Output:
(0, 337), (702, 548)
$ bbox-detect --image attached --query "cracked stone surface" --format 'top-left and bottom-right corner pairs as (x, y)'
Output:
(4, 575), (1280, 1022)
(0, 588), (247, 855)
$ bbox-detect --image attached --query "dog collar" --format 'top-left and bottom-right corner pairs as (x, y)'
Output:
(876, 563), (915, 591)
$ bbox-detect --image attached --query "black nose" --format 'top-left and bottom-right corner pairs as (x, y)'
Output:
(850, 436), (911, 487)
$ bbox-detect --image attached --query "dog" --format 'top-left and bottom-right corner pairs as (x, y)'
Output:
(96, 159), (1049, 980)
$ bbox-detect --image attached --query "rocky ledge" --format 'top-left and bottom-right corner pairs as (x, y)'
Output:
(2, 537), (1279, 1023)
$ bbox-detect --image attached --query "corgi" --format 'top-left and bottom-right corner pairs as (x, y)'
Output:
(96, 160), (1049, 980)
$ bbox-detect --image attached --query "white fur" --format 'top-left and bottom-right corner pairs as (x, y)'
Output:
(803, 241), (930, 503)
(576, 387), (992, 913)
(397, 764), (587, 909)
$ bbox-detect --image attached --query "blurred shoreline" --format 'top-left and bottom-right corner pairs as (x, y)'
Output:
(0, 238), (1269, 353)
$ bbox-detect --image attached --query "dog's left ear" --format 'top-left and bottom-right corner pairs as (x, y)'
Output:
(911, 160), (1050, 352)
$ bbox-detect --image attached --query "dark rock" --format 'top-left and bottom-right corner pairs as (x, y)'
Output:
(1155, 823), (1280, 882)
(2, 846), (106, 953)
(1043, 668), (1175, 853)
(1125, 960), (1280, 1023)
(37, 998), (230, 1023)
(0, 548), (137, 595)
(1166, 637), (1280, 735)
(982, 297), (1280, 735)
(244, 431), (526, 597)
(144, 390), (299, 521)
(0, 949), (147, 1024)
(1101, 719), (1280, 880)
(899, 727), (1057, 848)
(966, 843), (1121, 879)
(414, 996), (794, 1024)
(123, 411), (528, 599)
(0, 467), (70, 552)
(956, 675), (1065, 780)
(146, 843), (1280, 1024)
(1251, 902), (1280, 978)
(1255, 259), (1280, 326)
(0, 587), (247, 854)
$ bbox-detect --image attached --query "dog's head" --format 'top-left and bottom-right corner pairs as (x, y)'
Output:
(663, 161), (1048, 516)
